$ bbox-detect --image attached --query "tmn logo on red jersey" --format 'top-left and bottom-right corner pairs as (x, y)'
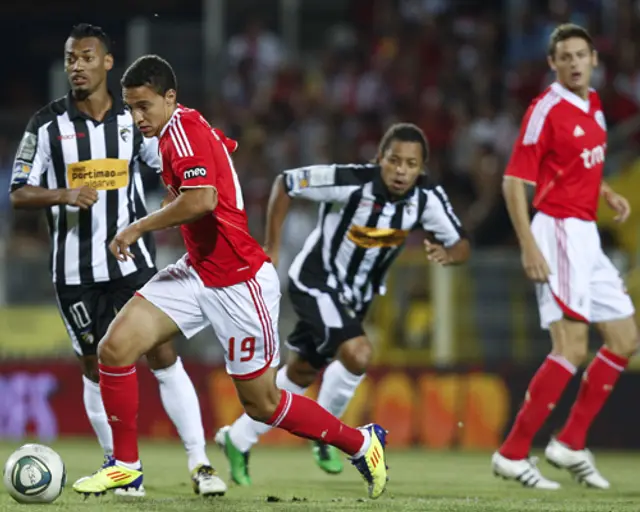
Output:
(580, 144), (606, 169)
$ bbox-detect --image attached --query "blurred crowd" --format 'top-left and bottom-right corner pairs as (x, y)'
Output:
(3, 0), (640, 260)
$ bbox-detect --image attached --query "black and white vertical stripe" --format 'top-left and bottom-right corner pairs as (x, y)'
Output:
(283, 164), (464, 312)
(10, 96), (156, 285)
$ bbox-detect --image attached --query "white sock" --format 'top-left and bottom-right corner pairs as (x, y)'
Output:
(152, 357), (210, 472)
(82, 376), (113, 456)
(228, 365), (307, 453)
(352, 428), (371, 459)
(116, 459), (141, 470)
(317, 360), (365, 418)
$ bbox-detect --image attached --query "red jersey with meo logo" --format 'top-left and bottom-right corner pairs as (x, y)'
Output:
(505, 82), (607, 221)
(158, 106), (268, 287)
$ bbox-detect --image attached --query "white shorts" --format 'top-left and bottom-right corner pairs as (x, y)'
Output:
(531, 212), (634, 329)
(138, 256), (281, 379)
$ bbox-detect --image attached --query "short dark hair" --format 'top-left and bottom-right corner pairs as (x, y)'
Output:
(548, 23), (594, 58)
(121, 55), (177, 96)
(378, 123), (429, 162)
(69, 23), (112, 54)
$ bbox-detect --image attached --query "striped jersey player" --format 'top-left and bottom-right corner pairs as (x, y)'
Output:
(215, 123), (470, 482)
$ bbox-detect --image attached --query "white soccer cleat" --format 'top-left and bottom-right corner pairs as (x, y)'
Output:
(191, 464), (227, 497)
(545, 438), (610, 489)
(492, 452), (561, 489)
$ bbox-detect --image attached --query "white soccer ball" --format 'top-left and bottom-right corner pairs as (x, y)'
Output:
(3, 444), (66, 504)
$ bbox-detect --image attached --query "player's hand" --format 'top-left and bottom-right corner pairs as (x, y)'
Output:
(64, 186), (98, 209)
(604, 190), (631, 223)
(109, 224), (143, 262)
(424, 240), (452, 265)
(521, 243), (551, 283)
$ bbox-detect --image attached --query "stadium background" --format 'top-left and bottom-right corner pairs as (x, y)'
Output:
(2, 0), (640, 451)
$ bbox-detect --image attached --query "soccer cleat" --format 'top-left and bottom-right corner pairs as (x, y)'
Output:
(73, 457), (144, 496)
(350, 424), (389, 499)
(214, 426), (252, 486)
(312, 441), (344, 474)
(545, 438), (610, 489)
(191, 464), (227, 496)
(491, 452), (560, 490)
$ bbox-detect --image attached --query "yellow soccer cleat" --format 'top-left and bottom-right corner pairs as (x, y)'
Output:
(73, 457), (144, 497)
(350, 424), (389, 499)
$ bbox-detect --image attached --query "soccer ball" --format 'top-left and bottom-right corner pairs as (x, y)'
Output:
(3, 444), (66, 504)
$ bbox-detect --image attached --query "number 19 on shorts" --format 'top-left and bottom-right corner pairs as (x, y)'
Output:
(228, 336), (256, 362)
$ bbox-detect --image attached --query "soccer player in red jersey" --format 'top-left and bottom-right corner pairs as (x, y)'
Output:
(492, 24), (637, 489)
(72, 54), (389, 499)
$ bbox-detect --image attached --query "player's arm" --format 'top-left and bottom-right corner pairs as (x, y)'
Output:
(9, 116), (97, 209)
(132, 128), (220, 232)
(503, 104), (551, 282)
(265, 163), (375, 262)
(420, 185), (470, 266)
(110, 121), (223, 261)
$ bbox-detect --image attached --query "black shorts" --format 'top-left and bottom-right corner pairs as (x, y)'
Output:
(285, 280), (370, 370)
(54, 268), (157, 356)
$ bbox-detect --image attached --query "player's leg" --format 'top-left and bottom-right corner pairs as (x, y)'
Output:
(546, 252), (637, 488)
(313, 335), (370, 472)
(206, 264), (388, 499)
(113, 270), (219, 495)
(54, 284), (113, 459)
(493, 215), (592, 489)
(73, 260), (209, 496)
(218, 288), (369, 479)
(216, 346), (318, 486)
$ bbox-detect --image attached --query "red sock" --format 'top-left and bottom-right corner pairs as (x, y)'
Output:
(556, 347), (628, 450)
(267, 390), (365, 455)
(500, 355), (576, 460)
(99, 363), (139, 463)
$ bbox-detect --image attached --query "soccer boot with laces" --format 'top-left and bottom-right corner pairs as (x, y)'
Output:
(214, 425), (252, 486)
(545, 438), (610, 489)
(73, 456), (144, 497)
(190, 464), (227, 496)
(350, 423), (389, 499)
(491, 451), (560, 489)
(312, 441), (344, 474)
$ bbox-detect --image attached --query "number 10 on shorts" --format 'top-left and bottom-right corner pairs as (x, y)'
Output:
(228, 336), (256, 362)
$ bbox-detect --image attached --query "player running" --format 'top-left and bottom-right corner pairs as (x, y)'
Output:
(72, 54), (389, 500)
(492, 23), (637, 489)
(214, 123), (470, 484)
(9, 24), (223, 497)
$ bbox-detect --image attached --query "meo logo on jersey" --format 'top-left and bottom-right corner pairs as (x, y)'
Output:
(183, 167), (207, 180)
(580, 144), (606, 169)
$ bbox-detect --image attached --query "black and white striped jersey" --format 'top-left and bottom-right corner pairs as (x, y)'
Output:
(283, 163), (465, 312)
(10, 92), (158, 285)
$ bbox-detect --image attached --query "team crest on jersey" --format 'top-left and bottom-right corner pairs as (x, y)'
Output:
(120, 126), (131, 142)
(594, 111), (607, 131)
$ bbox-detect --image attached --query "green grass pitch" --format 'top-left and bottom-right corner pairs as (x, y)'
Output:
(1, 439), (640, 511)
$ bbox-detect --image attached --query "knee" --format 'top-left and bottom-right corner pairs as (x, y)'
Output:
(337, 336), (373, 376)
(285, 355), (319, 389)
(97, 325), (135, 366)
(555, 340), (589, 367)
(606, 329), (639, 359)
(241, 384), (282, 423)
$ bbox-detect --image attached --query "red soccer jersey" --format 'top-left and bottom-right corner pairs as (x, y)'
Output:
(505, 82), (607, 221)
(158, 106), (268, 287)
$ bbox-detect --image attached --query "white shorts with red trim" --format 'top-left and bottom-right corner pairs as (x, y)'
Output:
(137, 256), (280, 379)
(531, 212), (634, 329)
